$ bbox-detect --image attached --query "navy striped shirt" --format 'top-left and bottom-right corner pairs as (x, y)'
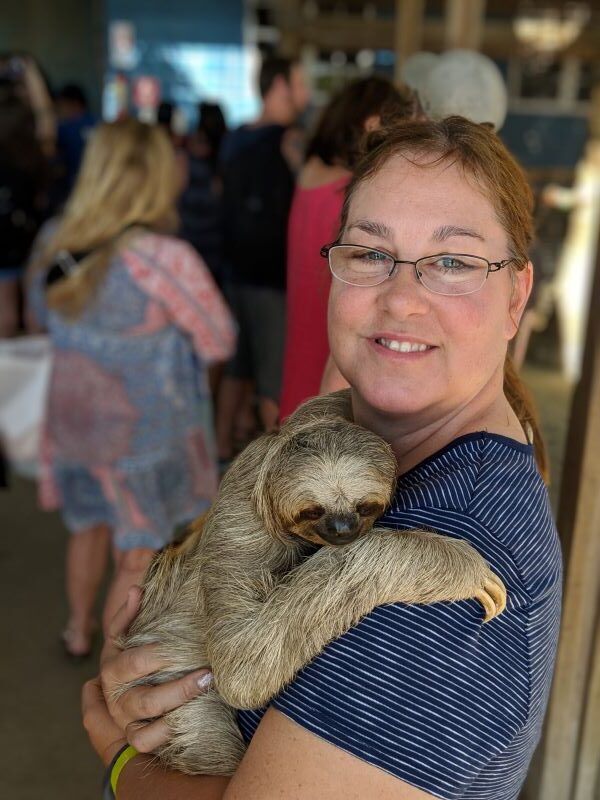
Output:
(237, 432), (562, 799)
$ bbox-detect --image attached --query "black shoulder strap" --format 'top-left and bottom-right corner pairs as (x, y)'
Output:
(44, 223), (148, 289)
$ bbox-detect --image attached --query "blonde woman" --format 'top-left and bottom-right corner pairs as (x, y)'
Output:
(28, 119), (236, 658)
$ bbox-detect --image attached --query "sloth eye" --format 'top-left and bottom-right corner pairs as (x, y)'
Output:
(356, 502), (382, 517)
(298, 506), (325, 522)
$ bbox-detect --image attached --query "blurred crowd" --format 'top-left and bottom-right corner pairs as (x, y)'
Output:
(0, 51), (424, 657)
(0, 49), (581, 659)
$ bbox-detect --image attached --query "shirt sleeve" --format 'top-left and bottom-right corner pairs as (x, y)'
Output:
(271, 597), (530, 800)
(123, 237), (237, 363)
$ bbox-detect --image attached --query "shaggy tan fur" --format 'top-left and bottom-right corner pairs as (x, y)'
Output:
(117, 390), (506, 776)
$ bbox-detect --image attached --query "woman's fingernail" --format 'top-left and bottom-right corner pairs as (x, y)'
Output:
(197, 672), (213, 690)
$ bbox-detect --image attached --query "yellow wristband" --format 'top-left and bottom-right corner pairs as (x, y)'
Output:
(110, 744), (139, 796)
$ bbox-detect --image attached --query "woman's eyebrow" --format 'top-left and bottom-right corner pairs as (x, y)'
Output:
(432, 224), (485, 242)
(346, 219), (393, 239)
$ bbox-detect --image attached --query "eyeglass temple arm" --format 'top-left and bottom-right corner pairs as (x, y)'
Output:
(320, 243), (336, 257)
(487, 259), (514, 273)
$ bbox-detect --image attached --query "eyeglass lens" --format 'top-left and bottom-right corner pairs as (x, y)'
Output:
(328, 246), (491, 295)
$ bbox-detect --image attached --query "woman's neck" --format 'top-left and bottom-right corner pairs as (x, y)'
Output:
(352, 373), (527, 475)
(297, 156), (350, 190)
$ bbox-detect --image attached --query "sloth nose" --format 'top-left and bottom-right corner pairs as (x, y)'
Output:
(321, 512), (361, 544)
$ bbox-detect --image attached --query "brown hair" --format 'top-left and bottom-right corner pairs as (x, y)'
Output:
(305, 77), (416, 170)
(258, 55), (297, 98)
(339, 116), (549, 482)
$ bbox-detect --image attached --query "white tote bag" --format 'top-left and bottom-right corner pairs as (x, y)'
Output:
(0, 335), (52, 477)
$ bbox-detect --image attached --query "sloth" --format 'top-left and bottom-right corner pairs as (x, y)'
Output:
(118, 390), (506, 776)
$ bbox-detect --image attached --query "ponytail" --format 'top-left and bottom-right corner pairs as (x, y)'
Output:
(504, 355), (549, 484)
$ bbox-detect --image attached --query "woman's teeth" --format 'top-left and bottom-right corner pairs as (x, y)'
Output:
(376, 338), (430, 353)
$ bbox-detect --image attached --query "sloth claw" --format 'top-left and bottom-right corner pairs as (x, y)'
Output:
(474, 573), (507, 622)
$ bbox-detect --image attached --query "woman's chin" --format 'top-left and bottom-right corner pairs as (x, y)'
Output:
(352, 380), (437, 419)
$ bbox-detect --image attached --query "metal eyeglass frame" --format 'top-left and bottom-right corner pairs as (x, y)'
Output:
(320, 243), (516, 295)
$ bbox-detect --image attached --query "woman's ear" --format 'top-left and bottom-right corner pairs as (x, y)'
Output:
(505, 261), (533, 340)
(363, 114), (381, 133)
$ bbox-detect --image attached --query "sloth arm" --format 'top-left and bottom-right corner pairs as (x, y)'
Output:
(207, 527), (505, 710)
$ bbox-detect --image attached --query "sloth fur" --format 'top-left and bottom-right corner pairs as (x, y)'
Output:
(117, 390), (506, 775)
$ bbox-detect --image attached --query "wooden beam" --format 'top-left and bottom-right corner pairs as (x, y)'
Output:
(444, 0), (486, 50)
(272, 13), (599, 63)
(394, 0), (425, 83)
(532, 226), (600, 799)
(299, 15), (393, 53)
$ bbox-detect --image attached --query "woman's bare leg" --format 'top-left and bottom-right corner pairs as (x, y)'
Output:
(65, 523), (111, 654)
(215, 377), (253, 460)
(258, 396), (279, 433)
(102, 547), (156, 636)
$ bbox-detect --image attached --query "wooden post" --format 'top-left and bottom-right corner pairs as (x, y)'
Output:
(394, 0), (425, 83)
(531, 227), (600, 799)
(444, 0), (486, 51)
(573, 613), (600, 800)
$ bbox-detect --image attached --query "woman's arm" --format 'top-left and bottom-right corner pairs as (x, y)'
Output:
(83, 594), (437, 800)
(83, 679), (435, 800)
(118, 755), (229, 800)
(83, 675), (229, 799)
(83, 588), (229, 799)
(226, 708), (437, 800)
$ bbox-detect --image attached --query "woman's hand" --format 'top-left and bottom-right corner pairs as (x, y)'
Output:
(81, 676), (128, 766)
(82, 586), (212, 762)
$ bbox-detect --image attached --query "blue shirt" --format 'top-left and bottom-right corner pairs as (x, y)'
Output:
(238, 432), (562, 800)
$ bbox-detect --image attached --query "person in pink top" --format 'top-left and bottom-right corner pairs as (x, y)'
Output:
(279, 77), (417, 419)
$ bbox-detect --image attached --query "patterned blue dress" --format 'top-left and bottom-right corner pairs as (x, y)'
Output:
(29, 231), (236, 550)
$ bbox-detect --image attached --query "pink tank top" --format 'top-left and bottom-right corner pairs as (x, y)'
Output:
(279, 175), (349, 420)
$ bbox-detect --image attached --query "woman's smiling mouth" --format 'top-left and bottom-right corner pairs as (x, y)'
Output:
(374, 337), (435, 354)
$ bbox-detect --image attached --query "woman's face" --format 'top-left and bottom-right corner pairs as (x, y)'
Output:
(328, 154), (532, 423)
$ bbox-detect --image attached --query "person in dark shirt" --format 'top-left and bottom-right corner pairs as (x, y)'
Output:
(215, 55), (310, 463)
(53, 83), (96, 205)
(179, 102), (228, 282)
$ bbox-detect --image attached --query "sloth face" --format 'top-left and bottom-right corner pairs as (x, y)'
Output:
(255, 420), (397, 547)
(289, 497), (387, 546)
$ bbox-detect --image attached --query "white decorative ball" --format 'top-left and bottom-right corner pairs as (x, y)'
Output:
(399, 51), (439, 96)
(421, 49), (508, 130)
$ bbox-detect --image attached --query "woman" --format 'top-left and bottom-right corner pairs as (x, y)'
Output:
(83, 117), (561, 799)
(279, 76), (416, 420)
(29, 119), (236, 657)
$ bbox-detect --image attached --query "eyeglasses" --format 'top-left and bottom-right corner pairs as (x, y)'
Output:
(320, 243), (515, 296)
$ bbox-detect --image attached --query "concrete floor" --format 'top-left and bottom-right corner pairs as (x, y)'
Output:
(0, 476), (105, 799)
(0, 359), (572, 800)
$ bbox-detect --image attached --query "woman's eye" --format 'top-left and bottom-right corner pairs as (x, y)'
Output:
(353, 249), (388, 263)
(437, 256), (465, 270)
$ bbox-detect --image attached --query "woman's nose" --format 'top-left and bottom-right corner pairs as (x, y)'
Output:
(379, 263), (430, 314)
